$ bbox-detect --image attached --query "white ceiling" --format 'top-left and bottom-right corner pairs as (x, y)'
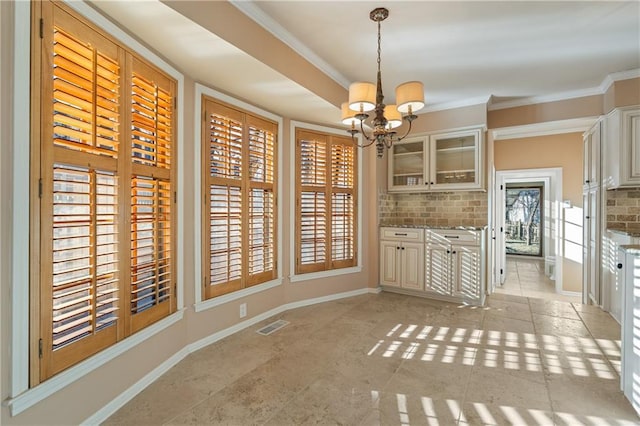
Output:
(91, 1), (639, 126)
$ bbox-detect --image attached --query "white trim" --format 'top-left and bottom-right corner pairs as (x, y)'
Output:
(229, 1), (350, 89)
(489, 69), (640, 111)
(81, 287), (373, 425)
(194, 278), (283, 313)
(193, 83), (284, 306)
(8, 0), (187, 409)
(491, 117), (599, 141)
(494, 168), (563, 293)
(558, 290), (582, 297)
(81, 347), (190, 426)
(420, 96), (491, 113)
(11, 0), (31, 398)
(288, 120), (363, 282)
(289, 266), (363, 283)
(7, 310), (185, 416)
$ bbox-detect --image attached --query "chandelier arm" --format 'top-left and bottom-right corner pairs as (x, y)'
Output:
(350, 132), (377, 148)
(397, 115), (416, 141)
(359, 118), (374, 142)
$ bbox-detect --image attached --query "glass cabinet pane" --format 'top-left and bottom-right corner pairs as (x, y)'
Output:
(434, 135), (476, 184)
(392, 141), (424, 186)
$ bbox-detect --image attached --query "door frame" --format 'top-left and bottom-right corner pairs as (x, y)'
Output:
(494, 168), (563, 293)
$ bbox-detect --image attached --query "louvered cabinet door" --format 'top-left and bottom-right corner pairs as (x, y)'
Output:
(425, 243), (451, 296)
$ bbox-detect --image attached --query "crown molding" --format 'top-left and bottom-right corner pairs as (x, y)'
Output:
(420, 95), (491, 113)
(491, 117), (599, 141)
(489, 68), (640, 111)
(230, 0), (350, 89)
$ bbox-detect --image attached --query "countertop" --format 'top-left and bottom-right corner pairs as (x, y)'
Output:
(380, 224), (488, 231)
(607, 227), (640, 238)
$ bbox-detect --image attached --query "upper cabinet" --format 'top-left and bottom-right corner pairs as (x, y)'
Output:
(604, 106), (640, 189)
(388, 127), (484, 192)
(583, 119), (602, 190)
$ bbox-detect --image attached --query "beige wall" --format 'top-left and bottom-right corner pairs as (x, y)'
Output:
(411, 103), (487, 134)
(489, 95), (603, 129)
(494, 133), (584, 293)
(0, 5), (376, 425)
(604, 77), (640, 113)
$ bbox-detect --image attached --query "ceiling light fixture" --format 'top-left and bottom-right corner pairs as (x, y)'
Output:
(342, 7), (425, 158)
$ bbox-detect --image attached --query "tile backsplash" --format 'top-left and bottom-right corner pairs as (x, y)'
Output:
(379, 191), (488, 227)
(607, 188), (640, 232)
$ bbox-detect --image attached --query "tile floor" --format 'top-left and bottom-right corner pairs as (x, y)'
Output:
(105, 290), (637, 425)
(495, 257), (582, 304)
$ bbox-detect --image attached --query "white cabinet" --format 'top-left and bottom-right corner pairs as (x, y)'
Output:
(388, 127), (484, 192)
(425, 229), (484, 304)
(583, 120), (603, 306)
(605, 106), (640, 189)
(621, 246), (640, 415)
(379, 228), (424, 290)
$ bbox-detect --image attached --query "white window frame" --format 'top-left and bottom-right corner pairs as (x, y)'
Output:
(193, 83), (283, 312)
(7, 0), (186, 415)
(289, 121), (363, 283)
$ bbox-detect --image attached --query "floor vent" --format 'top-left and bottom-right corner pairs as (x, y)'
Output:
(256, 319), (289, 336)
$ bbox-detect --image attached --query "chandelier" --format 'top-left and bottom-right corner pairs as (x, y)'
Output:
(342, 7), (425, 158)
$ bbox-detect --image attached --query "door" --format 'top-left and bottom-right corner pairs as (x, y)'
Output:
(588, 188), (600, 304)
(505, 185), (543, 257)
(380, 241), (400, 287)
(401, 242), (424, 290)
(425, 243), (451, 295)
(452, 245), (481, 299)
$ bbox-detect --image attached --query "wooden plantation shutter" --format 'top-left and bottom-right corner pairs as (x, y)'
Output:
(202, 98), (277, 299)
(35, 1), (177, 381)
(295, 129), (357, 274)
(128, 59), (176, 332)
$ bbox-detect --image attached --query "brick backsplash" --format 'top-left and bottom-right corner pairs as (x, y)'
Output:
(607, 188), (640, 233)
(379, 191), (488, 227)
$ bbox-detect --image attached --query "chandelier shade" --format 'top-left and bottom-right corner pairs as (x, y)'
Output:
(396, 81), (425, 114)
(348, 82), (376, 112)
(341, 102), (362, 125)
(343, 7), (425, 158)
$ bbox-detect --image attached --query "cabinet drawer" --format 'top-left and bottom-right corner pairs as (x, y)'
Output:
(427, 229), (480, 245)
(381, 227), (424, 242)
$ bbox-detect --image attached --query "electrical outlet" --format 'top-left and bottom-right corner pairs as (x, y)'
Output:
(239, 303), (247, 318)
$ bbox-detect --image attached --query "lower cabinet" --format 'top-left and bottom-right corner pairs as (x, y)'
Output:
(380, 228), (424, 290)
(380, 227), (485, 305)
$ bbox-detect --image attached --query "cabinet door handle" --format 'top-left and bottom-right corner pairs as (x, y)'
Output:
(394, 233), (408, 236)
(447, 250), (451, 254)
(445, 235), (460, 239)
(617, 263), (623, 269)
(452, 251), (457, 254)
(401, 247), (405, 250)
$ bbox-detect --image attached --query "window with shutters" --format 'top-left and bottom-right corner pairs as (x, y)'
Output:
(32, 1), (177, 381)
(295, 128), (358, 275)
(202, 97), (277, 299)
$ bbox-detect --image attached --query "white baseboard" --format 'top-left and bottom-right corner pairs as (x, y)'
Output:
(82, 286), (373, 425)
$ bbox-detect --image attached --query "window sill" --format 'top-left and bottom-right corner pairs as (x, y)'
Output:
(6, 309), (185, 416)
(289, 266), (363, 283)
(194, 278), (283, 313)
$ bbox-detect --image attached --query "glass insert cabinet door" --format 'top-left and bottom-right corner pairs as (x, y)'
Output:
(389, 138), (426, 188)
(429, 128), (482, 190)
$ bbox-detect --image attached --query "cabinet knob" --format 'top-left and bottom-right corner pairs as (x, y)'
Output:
(447, 250), (451, 254)
(585, 216), (590, 220)
(585, 180), (590, 184)
(430, 182), (434, 185)
(452, 251), (457, 254)
(617, 263), (623, 269)
(396, 246), (400, 250)
(401, 247), (405, 250)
